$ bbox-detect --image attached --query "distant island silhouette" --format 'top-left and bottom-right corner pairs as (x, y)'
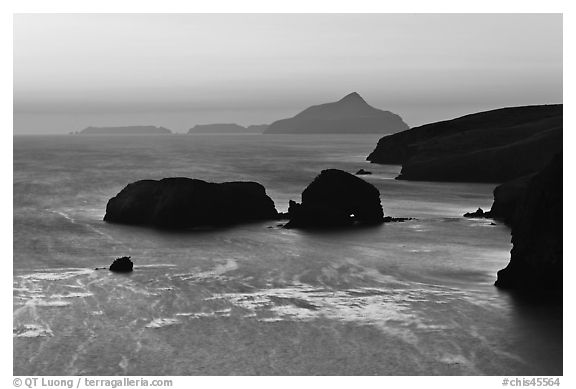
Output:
(74, 93), (412, 136)
(78, 126), (172, 135)
(187, 123), (267, 134)
(265, 92), (409, 134)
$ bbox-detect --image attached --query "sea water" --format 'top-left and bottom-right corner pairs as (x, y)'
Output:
(13, 134), (562, 375)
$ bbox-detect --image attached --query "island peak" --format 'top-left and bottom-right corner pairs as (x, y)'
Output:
(265, 93), (408, 134)
(338, 92), (366, 104)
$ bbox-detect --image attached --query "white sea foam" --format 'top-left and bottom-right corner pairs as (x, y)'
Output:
(32, 300), (72, 307)
(175, 312), (215, 318)
(209, 283), (460, 343)
(51, 292), (93, 299)
(145, 318), (180, 328)
(13, 324), (53, 338)
(50, 210), (78, 224)
(136, 264), (178, 269)
(175, 258), (238, 281)
(18, 268), (94, 282)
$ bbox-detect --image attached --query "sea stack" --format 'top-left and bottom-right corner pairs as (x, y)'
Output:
(109, 256), (134, 272)
(285, 169), (384, 228)
(104, 177), (279, 229)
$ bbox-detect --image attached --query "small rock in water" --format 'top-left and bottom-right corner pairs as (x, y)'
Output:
(355, 169), (372, 175)
(463, 208), (485, 218)
(109, 256), (133, 272)
(383, 216), (415, 223)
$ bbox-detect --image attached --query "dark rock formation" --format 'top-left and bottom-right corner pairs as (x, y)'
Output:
(367, 104), (562, 182)
(187, 123), (265, 134)
(383, 216), (414, 223)
(265, 92), (408, 134)
(495, 154), (562, 292)
(397, 128), (561, 182)
(285, 169), (384, 228)
(356, 169), (372, 175)
(463, 208), (486, 218)
(488, 175), (533, 225)
(109, 256), (133, 272)
(80, 126), (172, 135)
(104, 177), (279, 229)
(462, 175), (534, 224)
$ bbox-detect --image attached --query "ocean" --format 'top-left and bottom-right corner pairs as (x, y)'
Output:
(13, 134), (562, 375)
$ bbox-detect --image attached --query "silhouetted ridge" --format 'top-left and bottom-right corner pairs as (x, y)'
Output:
(187, 123), (266, 134)
(265, 93), (408, 134)
(338, 92), (366, 103)
(79, 126), (172, 135)
(367, 104), (562, 183)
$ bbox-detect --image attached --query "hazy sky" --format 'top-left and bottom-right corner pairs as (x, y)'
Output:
(14, 13), (562, 134)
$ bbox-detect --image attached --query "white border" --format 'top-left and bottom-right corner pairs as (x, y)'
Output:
(3, 1), (572, 387)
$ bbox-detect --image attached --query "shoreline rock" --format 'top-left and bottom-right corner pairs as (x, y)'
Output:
(495, 154), (562, 292)
(367, 104), (562, 183)
(463, 208), (486, 218)
(488, 175), (533, 225)
(383, 216), (414, 223)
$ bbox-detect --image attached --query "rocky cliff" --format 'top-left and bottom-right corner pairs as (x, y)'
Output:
(495, 154), (562, 292)
(367, 104), (562, 183)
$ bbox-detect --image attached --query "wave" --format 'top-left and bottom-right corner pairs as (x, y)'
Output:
(18, 268), (94, 282)
(145, 318), (181, 328)
(13, 324), (53, 338)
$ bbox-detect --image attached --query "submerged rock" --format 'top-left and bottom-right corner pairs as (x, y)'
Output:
(355, 169), (372, 175)
(495, 154), (562, 292)
(285, 169), (384, 228)
(104, 177), (279, 229)
(109, 256), (133, 272)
